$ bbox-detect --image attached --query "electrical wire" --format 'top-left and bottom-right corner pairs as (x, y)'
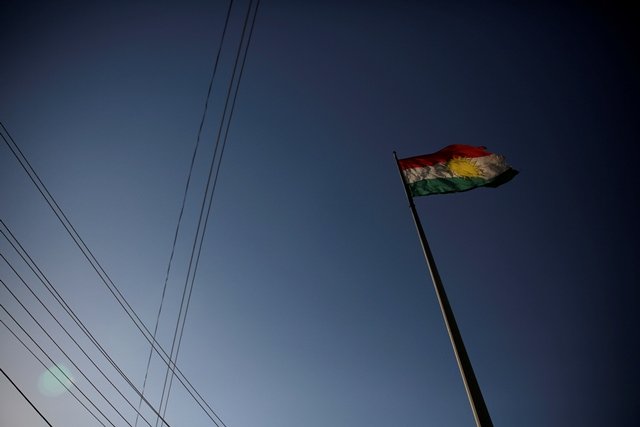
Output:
(0, 285), (134, 427)
(0, 220), (218, 426)
(0, 224), (172, 426)
(0, 310), (111, 427)
(0, 1), (262, 422)
(0, 124), (164, 370)
(155, 1), (261, 424)
(0, 265), (165, 427)
(0, 128), (225, 424)
(1, 366), (55, 427)
(135, 1), (235, 426)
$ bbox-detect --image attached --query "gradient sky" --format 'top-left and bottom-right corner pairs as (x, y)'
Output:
(1, 1), (639, 426)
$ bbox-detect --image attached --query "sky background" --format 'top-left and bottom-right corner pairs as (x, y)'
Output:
(1, 1), (639, 426)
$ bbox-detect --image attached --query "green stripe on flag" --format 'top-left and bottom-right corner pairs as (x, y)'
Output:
(408, 177), (490, 196)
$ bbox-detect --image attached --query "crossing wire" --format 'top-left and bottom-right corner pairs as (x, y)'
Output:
(136, 1), (235, 426)
(0, 127), (225, 424)
(0, 223), (174, 426)
(0, 257), (169, 427)
(0, 284), (136, 427)
(0, 223), (177, 426)
(0, 219), (220, 426)
(1, 366), (55, 427)
(0, 310), (111, 427)
(156, 1), (261, 424)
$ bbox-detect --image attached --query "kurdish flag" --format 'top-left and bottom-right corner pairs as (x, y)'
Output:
(398, 144), (517, 197)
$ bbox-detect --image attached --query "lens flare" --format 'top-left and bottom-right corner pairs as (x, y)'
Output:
(38, 364), (74, 397)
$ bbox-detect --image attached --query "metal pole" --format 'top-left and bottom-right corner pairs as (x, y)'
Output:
(393, 152), (493, 427)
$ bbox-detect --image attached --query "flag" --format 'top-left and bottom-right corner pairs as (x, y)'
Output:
(398, 144), (517, 197)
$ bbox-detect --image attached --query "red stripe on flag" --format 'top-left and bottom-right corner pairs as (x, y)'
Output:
(398, 145), (491, 169)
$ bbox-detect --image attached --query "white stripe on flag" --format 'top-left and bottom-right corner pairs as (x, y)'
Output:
(402, 154), (509, 184)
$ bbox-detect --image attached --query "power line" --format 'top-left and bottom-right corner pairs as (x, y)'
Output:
(0, 311), (110, 427)
(0, 223), (172, 426)
(0, 123), (164, 369)
(0, 1), (262, 422)
(156, 1), (261, 424)
(0, 267), (164, 427)
(0, 127), (225, 424)
(0, 282), (135, 427)
(1, 366), (55, 427)
(0, 220), (218, 426)
(136, 1), (235, 426)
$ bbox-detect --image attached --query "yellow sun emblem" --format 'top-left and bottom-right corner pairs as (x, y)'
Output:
(447, 157), (482, 178)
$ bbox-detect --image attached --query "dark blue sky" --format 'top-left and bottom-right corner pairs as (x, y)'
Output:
(1, 1), (638, 426)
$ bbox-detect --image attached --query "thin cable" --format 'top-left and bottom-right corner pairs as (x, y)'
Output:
(1, 316), (106, 426)
(0, 221), (218, 426)
(0, 126), (162, 364)
(1, 366), (55, 427)
(0, 128), (226, 424)
(161, 0), (261, 422)
(0, 269), (162, 427)
(0, 311), (111, 427)
(156, 1), (260, 424)
(0, 283), (135, 427)
(135, 1), (235, 426)
(0, 226), (168, 425)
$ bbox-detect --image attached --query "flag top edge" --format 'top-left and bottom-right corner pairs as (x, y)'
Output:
(398, 144), (491, 169)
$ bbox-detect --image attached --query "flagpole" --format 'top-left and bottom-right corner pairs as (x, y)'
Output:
(393, 151), (493, 427)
